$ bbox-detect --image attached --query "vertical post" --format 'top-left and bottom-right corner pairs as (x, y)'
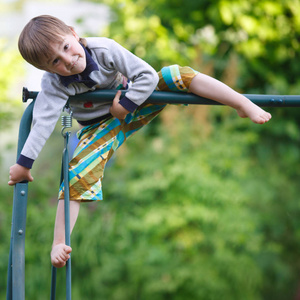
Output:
(63, 132), (72, 300)
(50, 117), (72, 299)
(6, 100), (35, 300)
(6, 183), (28, 300)
(11, 183), (28, 299)
(50, 266), (57, 300)
(6, 243), (12, 300)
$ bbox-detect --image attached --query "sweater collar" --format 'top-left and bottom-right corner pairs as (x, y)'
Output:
(59, 44), (99, 88)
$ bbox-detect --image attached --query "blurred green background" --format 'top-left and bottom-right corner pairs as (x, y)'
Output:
(1, 0), (300, 299)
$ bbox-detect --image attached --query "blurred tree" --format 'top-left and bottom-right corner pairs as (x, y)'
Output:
(0, 39), (23, 130)
(93, 0), (300, 298)
(100, 0), (300, 94)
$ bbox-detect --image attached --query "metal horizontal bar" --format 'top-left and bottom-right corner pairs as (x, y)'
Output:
(22, 87), (300, 107)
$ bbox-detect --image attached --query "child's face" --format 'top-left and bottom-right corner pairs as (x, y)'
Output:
(44, 29), (86, 76)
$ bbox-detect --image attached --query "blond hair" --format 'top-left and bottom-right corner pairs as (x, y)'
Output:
(18, 15), (74, 70)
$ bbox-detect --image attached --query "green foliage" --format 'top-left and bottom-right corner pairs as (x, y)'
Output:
(0, 39), (24, 130)
(101, 0), (300, 94)
(98, 113), (265, 300)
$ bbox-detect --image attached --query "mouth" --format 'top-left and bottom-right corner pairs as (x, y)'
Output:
(71, 56), (79, 69)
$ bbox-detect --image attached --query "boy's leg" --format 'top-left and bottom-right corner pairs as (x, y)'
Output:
(51, 199), (80, 268)
(58, 102), (167, 203)
(189, 72), (271, 124)
(156, 64), (271, 124)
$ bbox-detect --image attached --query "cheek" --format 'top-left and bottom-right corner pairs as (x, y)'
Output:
(80, 48), (86, 60)
(56, 66), (66, 73)
(78, 58), (87, 71)
(55, 66), (69, 76)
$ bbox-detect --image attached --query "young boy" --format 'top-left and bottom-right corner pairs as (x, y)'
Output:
(8, 15), (271, 268)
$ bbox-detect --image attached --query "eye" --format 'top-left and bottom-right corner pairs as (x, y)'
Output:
(53, 58), (59, 65)
(64, 43), (69, 51)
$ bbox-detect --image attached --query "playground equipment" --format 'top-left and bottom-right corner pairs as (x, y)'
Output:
(6, 87), (300, 300)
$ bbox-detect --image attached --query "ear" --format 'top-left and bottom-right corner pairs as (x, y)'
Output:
(69, 26), (80, 41)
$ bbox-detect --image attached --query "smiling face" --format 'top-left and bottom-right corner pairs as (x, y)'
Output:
(19, 15), (87, 74)
(44, 29), (86, 76)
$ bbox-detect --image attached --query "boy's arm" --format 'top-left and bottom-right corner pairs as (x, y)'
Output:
(8, 163), (34, 186)
(19, 73), (73, 169)
(99, 38), (158, 113)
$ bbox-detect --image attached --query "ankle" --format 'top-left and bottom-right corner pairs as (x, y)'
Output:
(52, 241), (65, 249)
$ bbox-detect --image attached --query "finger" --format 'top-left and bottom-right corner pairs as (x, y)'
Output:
(114, 90), (122, 100)
(8, 177), (18, 185)
(8, 180), (16, 186)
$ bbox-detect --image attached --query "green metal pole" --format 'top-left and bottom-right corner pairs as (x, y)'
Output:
(22, 87), (300, 107)
(50, 266), (57, 300)
(63, 132), (72, 300)
(70, 90), (300, 107)
(6, 100), (35, 300)
(11, 183), (28, 299)
(51, 129), (72, 300)
(6, 184), (29, 300)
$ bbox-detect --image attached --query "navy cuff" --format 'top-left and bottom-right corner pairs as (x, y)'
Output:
(17, 155), (34, 169)
(119, 96), (139, 113)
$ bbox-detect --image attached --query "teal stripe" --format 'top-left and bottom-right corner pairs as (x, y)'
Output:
(161, 66), (179, 92)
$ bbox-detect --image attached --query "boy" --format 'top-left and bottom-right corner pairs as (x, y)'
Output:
(8, 15), (271, 268)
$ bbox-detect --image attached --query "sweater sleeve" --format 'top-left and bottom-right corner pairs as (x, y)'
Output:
(103, 39), (159, 111)
(18, 73), (73, 168)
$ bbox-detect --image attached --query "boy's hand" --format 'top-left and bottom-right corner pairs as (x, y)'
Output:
(8, 164), (34, 186)
(109, 91), (130, 120)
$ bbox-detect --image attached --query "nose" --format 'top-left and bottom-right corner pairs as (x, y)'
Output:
(61, 54), (72, 66)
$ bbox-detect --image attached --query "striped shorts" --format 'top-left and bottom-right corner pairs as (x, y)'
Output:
(58, 65), (199, 201)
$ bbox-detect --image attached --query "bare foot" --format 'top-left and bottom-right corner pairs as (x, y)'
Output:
(236, 102), (272, 124)
(51, 243), (72, 268)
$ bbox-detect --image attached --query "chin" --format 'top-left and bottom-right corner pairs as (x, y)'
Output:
(79, 66), (87, 73)
(76, 64), (86, 74)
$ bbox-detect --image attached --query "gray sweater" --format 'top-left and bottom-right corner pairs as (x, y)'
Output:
(18, 37), (159, 168)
